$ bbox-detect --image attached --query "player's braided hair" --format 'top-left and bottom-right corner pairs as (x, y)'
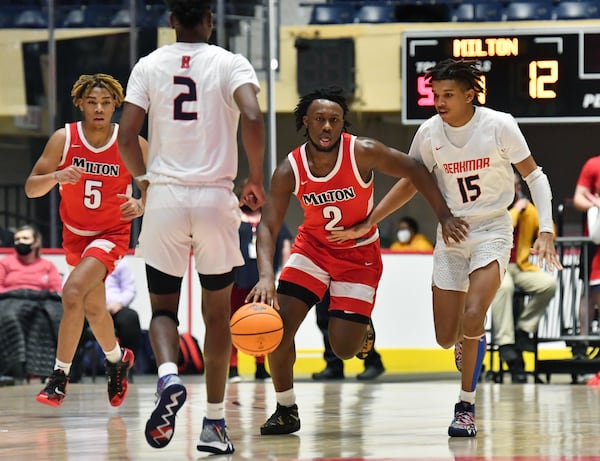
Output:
(294, 86), (351, 135)
(71, 73), (124, 107)
(167, 0), (212, 28)
(425, 58), (485, 95)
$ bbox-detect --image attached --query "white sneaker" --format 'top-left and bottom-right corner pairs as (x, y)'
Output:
(196, 417), (235, 454)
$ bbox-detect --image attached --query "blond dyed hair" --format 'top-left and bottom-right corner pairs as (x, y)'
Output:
(71, 73), (124, 107)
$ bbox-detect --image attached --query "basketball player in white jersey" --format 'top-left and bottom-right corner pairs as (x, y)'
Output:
(330, 59), (562, 437)
(117, 0), (265, 455)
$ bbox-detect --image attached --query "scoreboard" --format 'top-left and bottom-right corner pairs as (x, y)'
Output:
(401, 26), (600, 124)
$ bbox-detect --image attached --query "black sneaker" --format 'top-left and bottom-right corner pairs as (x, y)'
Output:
(229, 366), (241, 383)
(105, 348), (135, 407)
(357, 364), (385, 380)
(356, 320), (375, 360)
(448, 401), (477, 437)
(260, 403), (301, 435)
(36, 369), (68, 407)
(255, 364), (271, 381)
(311, 367), (344, 380)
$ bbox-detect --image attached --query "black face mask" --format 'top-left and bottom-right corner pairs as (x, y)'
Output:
(15, 243), (33, 256)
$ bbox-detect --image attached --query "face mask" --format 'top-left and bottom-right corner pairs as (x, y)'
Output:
(397, 229), (411, 243)
(15, 243), (33, 256)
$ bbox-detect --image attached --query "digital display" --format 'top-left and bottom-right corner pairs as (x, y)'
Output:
(401, 27), (600, 124)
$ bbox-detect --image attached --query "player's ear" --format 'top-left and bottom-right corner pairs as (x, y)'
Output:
(465, 88), (474, 104)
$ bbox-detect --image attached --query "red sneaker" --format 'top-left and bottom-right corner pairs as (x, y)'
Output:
(36, 369), (68, 407)
(105, 348), (135, 406)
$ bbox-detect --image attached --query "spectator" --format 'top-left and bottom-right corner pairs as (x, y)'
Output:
(0, 225), (62, 293)
(490, 174), (557, 383)
(0, 225), (63, 382)
(389, 216), (434, 252)
(312, 290), (385, 381)
(573, 155), (600, 336)
(229, 202), (292, 382)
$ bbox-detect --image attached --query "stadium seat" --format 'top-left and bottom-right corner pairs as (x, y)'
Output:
(14, 8), (48, 28)
(503, 1), (553, 21)
(553, 1), (600, 20)
(110, 8), (132, 27)
(84, 5), (120, 27)
(309, 4), (356, 25)
(60, 7), (86, 28)
(355, 4), (397, 23)
(453, 2), (503, 22)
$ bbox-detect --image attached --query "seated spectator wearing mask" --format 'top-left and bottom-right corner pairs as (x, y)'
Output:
(389, 216), (434, 252)
(0, 225), (62, 293)
(0, 225), (63, 384)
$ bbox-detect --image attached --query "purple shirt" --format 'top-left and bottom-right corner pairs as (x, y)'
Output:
(105, 259), (136, 306)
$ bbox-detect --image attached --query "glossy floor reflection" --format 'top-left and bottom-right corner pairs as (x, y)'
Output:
(1, 375), (600, 460)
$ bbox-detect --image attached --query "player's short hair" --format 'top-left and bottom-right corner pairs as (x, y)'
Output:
(425, 58), (485, 95)
(294, 86), (351, 133)
(71, 73), (124, 107)
(167, 0), (212, 28)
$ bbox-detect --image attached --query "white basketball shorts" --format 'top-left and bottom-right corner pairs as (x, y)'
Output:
(432, 210), (512, 292)
(136, 183), (243, 277)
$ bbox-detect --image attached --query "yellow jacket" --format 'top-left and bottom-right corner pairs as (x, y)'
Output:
(389, 234), (434, 252)
(510, 201), (551, 272)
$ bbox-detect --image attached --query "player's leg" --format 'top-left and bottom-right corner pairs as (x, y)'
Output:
(79, 262), (134, 407)
(144, 267), (187, 449)
(327, 242), (383, 360)
(260, 286), (316, 435)
(196, 273), (237, 454)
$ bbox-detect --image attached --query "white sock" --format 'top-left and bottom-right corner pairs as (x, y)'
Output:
(158, 362), (178, 378)
(55, 359), (71, 376)
(206, 402), (225, 420)
(459, 390), (476, 404)
(104, 344), (122, 363)
(275, 389), (296, 407)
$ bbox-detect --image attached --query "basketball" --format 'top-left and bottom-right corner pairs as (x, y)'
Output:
(230, 302), (283, 356)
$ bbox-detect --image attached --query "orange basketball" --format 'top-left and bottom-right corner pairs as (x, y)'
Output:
(230, 302), (283, 356)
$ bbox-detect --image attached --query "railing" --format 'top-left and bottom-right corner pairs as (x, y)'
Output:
(538, 236), (597, 342)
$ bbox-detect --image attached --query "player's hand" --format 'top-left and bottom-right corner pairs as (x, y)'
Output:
(583, 190), (600, 208)
(54, 166), (85, 184)
(246, 277), (279, 310)
(240, 180), (265, 211)
(328, 217), (373, 243)
(531, 232), (563, 271)
(441, 216), (469, 244)
(118, 194), (144, 221)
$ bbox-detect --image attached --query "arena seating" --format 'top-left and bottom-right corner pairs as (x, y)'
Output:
(0, 0), (600, 28)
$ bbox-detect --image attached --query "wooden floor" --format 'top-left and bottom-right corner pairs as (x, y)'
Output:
(2, 374), (600, 460)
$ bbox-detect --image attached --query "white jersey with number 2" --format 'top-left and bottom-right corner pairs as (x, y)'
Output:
(125, 42), (260, 187)
(408, 106), (531, 217)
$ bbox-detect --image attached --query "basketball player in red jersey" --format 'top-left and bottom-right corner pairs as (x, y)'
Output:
(248, 87), (469, 435)
(24, 74), (147, 408)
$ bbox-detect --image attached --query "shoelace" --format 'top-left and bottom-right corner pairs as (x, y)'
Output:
(454, 409), (474, 426)
(108, 362), (123, 393)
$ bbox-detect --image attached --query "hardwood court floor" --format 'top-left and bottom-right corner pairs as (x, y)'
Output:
(1, 375), (600, 461)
